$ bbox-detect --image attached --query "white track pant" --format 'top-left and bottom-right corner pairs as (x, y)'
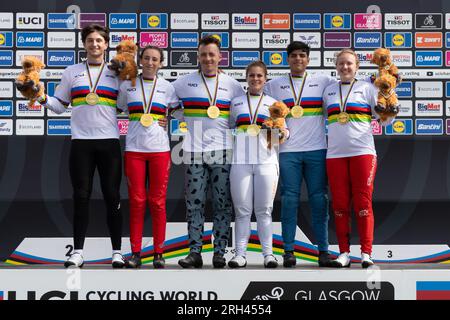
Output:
(230, 163), (279, 257)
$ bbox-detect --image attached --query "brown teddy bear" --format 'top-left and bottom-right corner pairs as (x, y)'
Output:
(262, 101), (290, 149)
(108, 40), (138, 86)
(15, 56), (45, 107)
(370, 48), (401, 121)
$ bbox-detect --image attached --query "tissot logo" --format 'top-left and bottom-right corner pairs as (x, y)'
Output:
(384, 14), (412, 30)
(16, 13), (44, 29)
(262, 32), (290, 48)
(241, 282), (395, 300)
(201, 14), (229, 29)
(415, 13), (442, 29)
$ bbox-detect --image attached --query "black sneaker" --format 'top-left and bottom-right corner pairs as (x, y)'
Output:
(282, 251), (296, 268)
(178, 252), (203, 268)
(212, 253), (226, 268)
(318, 251), (333, 267)
(126, 253), (142, 268)
(153, 253), (165, 269)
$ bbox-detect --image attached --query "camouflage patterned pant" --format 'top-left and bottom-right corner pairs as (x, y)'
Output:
(184, 150), (232, 255)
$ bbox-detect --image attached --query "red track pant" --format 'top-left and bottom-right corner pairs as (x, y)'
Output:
(125, 151), (171, 254)
(326, 155), (377, 255)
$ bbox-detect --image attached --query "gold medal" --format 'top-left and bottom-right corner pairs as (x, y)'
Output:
(207, 105), (220, 119)
(337, 112), (350, 124)
(140, 113), (154, 127)
(85, 92), (99, 105)
(291, 105), (304, 118)
(247, 124), (260, 136)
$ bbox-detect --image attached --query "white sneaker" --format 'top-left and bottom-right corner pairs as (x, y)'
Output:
(331, 252), (351, 268)
(264, 254), (278, 268)
(228, 255), (247, 268)
(361, 252), (374, 268)
(64, 253), (84, 268)
(112, 253), (125, 268)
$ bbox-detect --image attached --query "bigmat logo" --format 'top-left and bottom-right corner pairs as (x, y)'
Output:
(0, 32), (13, 47)
(232, 13), (260, 30)
(109, 13), (137, 29)
(201, 14), (229, 30)
(0, 100), (13, 116)
(293, 14), (321, 30)
(395, 81), (413, 98)
(140, 13), (168, 29)
(79, 13), (106, 28)
(385, 119), (413, 135)
(415, 51), (443, 67)
(170, 32), (199, 48)
(384, 14), (412, 30)
(415, 100), (443, 116)
(262, 13), (290, 30)
(262, 51), (288, 67)
(47, 13), (76, 29)
(353, 32), (381, 48)
(139, 32), (168, 48)
(16, 101), (44, 117)
(47, 119), (71, 135)
(16, 13), (44, 29)
(0, 13), (13, 29)
(109, 32), (137, 48)
(201, 32), (229, 48)
(0, 51), (13, 66)
(415, 32), (443, 48)
(47, 50), (75, 67)
(324, 14), (351, 30)
(232, 51), (260, 67)
(415, 13), (442, 29)
(415, 119), (443, 135)
(293, 32), (321, 48)
(354, 13), (382, 29)
(385, 32), (412, 48)
(16, 32), (45, 48)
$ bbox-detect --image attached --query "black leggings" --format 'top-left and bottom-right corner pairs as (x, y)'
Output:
(69, 139), (122, 250)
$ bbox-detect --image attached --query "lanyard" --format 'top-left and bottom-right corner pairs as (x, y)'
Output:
(289, 72), (307, 106)
(140, 75), (158, 114)
(246, 92), (264, 124)
(85, 61), (105, 93)
(199, 71), (219, 106)
(339, 79), (357, 112)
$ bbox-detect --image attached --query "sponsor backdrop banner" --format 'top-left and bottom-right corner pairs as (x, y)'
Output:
(1, 0), (450, 262)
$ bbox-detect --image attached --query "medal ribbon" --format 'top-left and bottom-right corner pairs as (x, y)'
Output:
(199, 70), (219, 106)
(246, 92), (264, 125)
(289, 72), (308, 107)
(339, 79), (357, 113)
(85, 61), (106, 94)
(140, 75), (158, 114)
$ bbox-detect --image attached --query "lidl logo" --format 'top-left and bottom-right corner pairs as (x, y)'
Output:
(201, 32), (229, 48)
(262, 51), (288, 67)
(0, 31), (13, 47)
(385, 32), (412, 48)
(140, 13), (168, 29)
(324, 13), (351, 29)
(385, 119), (413, 135)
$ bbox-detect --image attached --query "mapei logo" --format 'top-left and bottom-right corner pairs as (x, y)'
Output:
(262, 13), (290, 30)
(201, 32), (229, 48)
(16, 13), (44, 29)
(170, 32), (199, 48)
(201, 14), (229, 29)
(47, 119), (71, 135)
(415, 13), (442, 29)
(0, 51), (13, 66)
(0, 31), (13, 47)
(293, 32), (321, 48)
(384, 14), (412, 30)
(109, 13), (137, 29)
(262, 51), (288, 67)
(16, 32), (45, 48)
(415, 51), (442, 66)
(415, 32), (443, 48)
(354, 13), (382, 29)
(47, 13), (76, 29)
(385, 32), (412, 48)
(140, 13), (168, 29)
(47, 50), (75, 67)
(415, 119), (443, 135)
(324, 13), (351, 29)
(353, 32), (381, 48)
(385, 119), (413, 135)
(395, 81), (413, 98)
(232, 13), (259, 29)
(0, 101), (13, 116)
(232, 51), (260, 67)
(293, 13), (321, 30)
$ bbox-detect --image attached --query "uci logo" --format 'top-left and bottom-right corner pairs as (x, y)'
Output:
(148, 15), (160, 27)
(332, 15), (344, 28)
(393, 34), (405, 47)
(270, 53), (282, 65)
(393, 120), (405, 133)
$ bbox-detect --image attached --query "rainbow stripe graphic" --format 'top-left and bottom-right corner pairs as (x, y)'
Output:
(182, 97), (231, 118)
(417, 282), (450, 300)
(70, 85), (118, 108)
(128, 101), (166, 122)
(327, 102), (372, 124)
(283, 97), (323, 118)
